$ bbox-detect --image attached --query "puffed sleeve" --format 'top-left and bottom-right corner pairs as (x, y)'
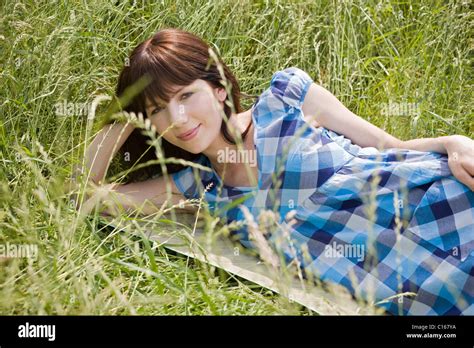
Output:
(254, 67), (314, 128)
(269, 66), (314, 109)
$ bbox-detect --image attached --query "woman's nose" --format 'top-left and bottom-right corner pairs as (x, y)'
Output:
(169, 103), (188, 126)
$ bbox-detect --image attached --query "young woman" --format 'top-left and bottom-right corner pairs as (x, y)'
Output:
(84, 28), (474, 315)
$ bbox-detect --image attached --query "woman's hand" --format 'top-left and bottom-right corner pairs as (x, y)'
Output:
(75, 182), (112, 217)
(445, 135), (474, 191)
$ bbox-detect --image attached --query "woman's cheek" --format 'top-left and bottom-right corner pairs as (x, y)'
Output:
(150, 117), (169, 137)
(189, 95), (205, 111)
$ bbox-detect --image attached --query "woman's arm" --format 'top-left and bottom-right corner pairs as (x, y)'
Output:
(301, 84), (474, 190)
(66, 121), (135, 208)
(302, 83), (455, 154)
(302, 83), (403, 149)
(84, 121), (135, 184)
(80, 178), (198, 217)
(397, 137), (449, 154)
(75, 119), (200, 216)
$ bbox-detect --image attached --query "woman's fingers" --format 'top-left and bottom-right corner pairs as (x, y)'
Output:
(460, 157), (474, 176)
(445, 135), (474, 191)
(449, 161), (474, 191)
(77, 183), (117, 217)
(77, 195), (100, 218)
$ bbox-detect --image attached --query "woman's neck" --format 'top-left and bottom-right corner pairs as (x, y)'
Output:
(203, 109), (257, 186)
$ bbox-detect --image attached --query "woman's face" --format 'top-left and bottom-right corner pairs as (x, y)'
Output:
(145, 79), (227, 154)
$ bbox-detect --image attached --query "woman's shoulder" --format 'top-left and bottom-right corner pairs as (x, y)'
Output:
(269, 66), (314, 108)
(251, 66), (314, 128)
(270, 66), (312, 83)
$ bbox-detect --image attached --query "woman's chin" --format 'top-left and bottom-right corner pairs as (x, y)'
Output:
(180, 140), (207, 154)
(186, 147), (203, 154)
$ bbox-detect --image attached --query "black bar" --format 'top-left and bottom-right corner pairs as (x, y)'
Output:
(0, 315), (473, 346)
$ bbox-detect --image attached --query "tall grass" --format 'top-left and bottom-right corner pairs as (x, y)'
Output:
(0, 0), (472, 315)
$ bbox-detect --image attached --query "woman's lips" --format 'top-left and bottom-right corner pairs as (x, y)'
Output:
(177, 124), (201, 141)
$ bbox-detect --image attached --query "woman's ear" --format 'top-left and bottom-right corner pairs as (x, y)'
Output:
(215, 87), (227, 102)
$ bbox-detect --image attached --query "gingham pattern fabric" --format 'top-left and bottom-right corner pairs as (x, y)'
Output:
(171, 67), (474, 315)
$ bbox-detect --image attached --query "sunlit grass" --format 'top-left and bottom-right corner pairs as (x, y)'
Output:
(0, 0), (471, 315)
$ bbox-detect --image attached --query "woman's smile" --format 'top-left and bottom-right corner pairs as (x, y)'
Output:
(177, 124), (201, 141)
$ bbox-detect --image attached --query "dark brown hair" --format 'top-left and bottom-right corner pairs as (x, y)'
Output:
(113, 28), (255, 182)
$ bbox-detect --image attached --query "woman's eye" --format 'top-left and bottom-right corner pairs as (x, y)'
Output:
(151, 107), (162, 115)
(150, 93), (192, 115)
(181, 92), (193, 100)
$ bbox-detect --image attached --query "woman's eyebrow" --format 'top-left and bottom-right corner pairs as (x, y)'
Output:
(146, 86), (189, 109)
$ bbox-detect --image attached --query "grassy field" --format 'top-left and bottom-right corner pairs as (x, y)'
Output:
(0, 0), (472, 315)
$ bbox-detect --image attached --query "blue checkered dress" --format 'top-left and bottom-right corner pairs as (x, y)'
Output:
(171, 67), (474, 315)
